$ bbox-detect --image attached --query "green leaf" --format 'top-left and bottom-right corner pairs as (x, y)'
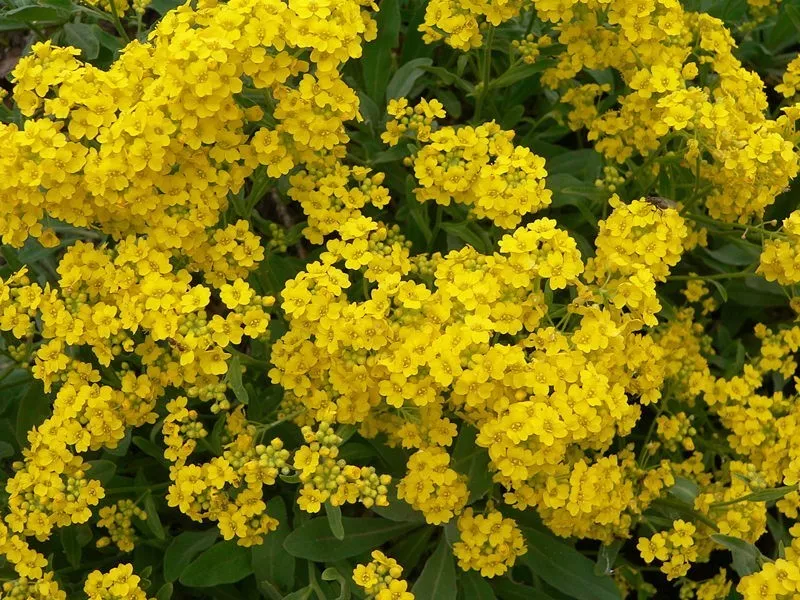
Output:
(62, 23), (100, 60)
(155, 583), (173, 600)
(711, 534), (765, 577)
(258, 581), (284, 600)
(388, 526), (434, 574)
(105, 430), (131, 457)
(703, 243), (760, 267)
(60, 526), (83, 569)
(262, 254), (307, 295)
(451, 426), (493, 504)
(741, 486), (797, 504)
(15, 381), (50, 446)
(727, 278), (786, 307)
(594, 540), (623, 576)
(321, 568), (352, 600)
(361, 0), (400, 103)
(420, 66), (474, 93)
(668, 477), (700, 505)
(372, 485), (425, 523)
(411, 536), (457, 600)
(148, 0), (182, 14)
(404, 176), (433, 247)
(520, 527), (621, 600)
(86, 460), (116, 485)
(253, 496), (296, 593)
(0, 17), (30, 31)
(546, 149), (603, 181)
(3, 5), (69, 25)
(441, 221), (493, 255)
(358, 91), (381, 130)
(704, 278), (728, 303)
(179, 540), (253, 587)
(0, 441), (14, 459)
(143, 492), (165, 541)
(787, 4), (800, 34)
(492, 579), (558, 600)
(132, 436), (166, 464)
(371, 145), (409, 166)
(40, 0), (73, 8)
(489, 61), (553, 91)
(163, 529), (219, 582)
(459, 570), (496, 599)
(283, 587), (313, 600)
(227, 355), (250, 405)
(283, 517), (417, 562)
(325, 502), (345, 540)
(386, 58), (434, 102)
(547, 173), (601, 228)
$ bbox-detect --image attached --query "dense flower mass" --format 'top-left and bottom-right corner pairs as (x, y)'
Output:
(1, 0), (800, 597)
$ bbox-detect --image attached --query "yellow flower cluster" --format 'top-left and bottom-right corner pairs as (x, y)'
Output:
(294, 422), (391, 513)
(420, 0), (525, 50)
(3, 0), (378, 253)
(511, 33), (552, 65)
(411, 118), (552, 228)
(0, 0), (388, 588)
(2, 0), (800, 594)
(680, 570), (731, 600)
(453, 507), (526, 577)
(758, 210), (800, 285)
(738, 524), (800, 600)
(271, 178), (687, 540)
(637, 519), (698, 580)
(287, 160), (391, 245)
(586, 195), (688, 326)
(656, 412), (696, 452)
(84, 563), (150, 600)
(163, 396), (208, 464)
(81, 0), (151, 15)
(777, 55), (800, 99)
(166, 406), (288, 546)
(397, 447), (469, 525)
(96, 499), (147, 552)
(353, 551), (415, 600)
(511, 0), (800, 225)
(382, 97), (446, 146)
(0, 572), (66, 600)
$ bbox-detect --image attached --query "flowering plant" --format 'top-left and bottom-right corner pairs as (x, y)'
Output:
(1, 0), (800, 598)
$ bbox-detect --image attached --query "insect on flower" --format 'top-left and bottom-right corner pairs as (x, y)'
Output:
(644, 196), (677, 210)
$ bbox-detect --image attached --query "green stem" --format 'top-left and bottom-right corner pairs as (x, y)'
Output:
(523, 10), (536, 38)
(105, 482), (170, 495)
(473, 27), (495, 123)
(637, 401), (669, 469)
(709, 486), (798, 509)
(685, 212), (784, 238)
(668, 269), (756, 281)
(0, 365), (19, 386)
(650, 498), (719, 531)
(256, 408), (306, 441)
(107, 0), (130, 43)
(429, 205), (443, 251)
(229, 348), (269, 369)
(308, 563), (326, 600)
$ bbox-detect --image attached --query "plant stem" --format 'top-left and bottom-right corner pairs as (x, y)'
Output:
(0, 365), (19, 386)
(668, 270), (756, 281)
(108, 0), (131, 43)
(709, 485), (797, 509)
(105, 482), (170, 495)
(473, 27), (495, 123)
(256, 408), (306, 441)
